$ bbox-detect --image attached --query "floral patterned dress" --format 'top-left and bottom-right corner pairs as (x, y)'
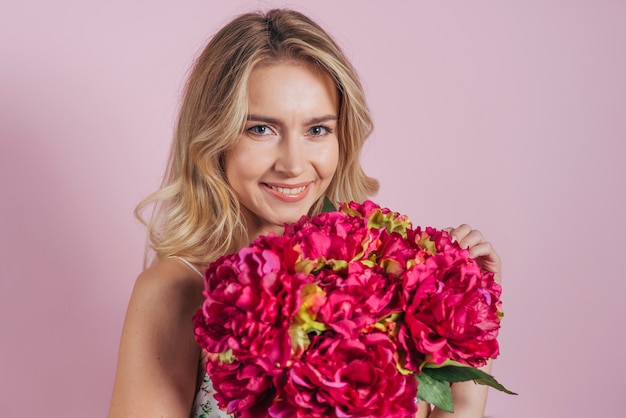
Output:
(190, 368), (231, 418)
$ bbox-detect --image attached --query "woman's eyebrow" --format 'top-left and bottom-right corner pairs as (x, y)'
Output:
(246, 114), (337, 124)
(307, 115), (338, 124)
(246, 115), (281, 124)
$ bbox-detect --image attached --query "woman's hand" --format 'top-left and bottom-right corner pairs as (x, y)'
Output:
(447, 224), (502, 284)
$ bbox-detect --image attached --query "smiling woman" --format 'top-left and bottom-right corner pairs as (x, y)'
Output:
(108, 8), (501, 418)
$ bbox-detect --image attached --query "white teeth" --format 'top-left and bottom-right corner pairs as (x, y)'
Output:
(270, 185), (306, 195)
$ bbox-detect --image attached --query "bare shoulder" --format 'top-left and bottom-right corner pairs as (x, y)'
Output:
(109, 258), (206, 417)
(121, 258), (206, 344)
(131, 258), (205, 313)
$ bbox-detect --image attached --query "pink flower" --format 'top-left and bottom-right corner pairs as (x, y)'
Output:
(375, 230), (418, 277)
(206, 360), (276, 417)
(193, 234), (311, 415)
(269, 332), (417, 418)
(401, 253), (502, 368)
(285, 211), (381, 270)
(314, 262), (403, 338)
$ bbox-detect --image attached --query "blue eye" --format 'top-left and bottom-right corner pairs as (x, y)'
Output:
(248, 125), (272, 135)
(309, 125), (331, 136)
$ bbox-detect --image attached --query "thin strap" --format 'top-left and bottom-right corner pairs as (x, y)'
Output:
(168, 256), (203, 278)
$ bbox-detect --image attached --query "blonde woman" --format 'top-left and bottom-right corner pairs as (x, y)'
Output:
(108, 9), (501, 418)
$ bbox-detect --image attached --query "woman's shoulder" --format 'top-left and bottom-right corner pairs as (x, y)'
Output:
(121, 258), (206, 347)
(132, 257), (205, 310)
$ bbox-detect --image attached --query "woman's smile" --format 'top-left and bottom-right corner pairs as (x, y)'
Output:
(264, 182), (311, 201)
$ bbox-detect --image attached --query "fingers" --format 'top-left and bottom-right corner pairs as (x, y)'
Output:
(467, 241), (497, 260)
(447, 224), (474, 248)
(445, 224), (502, 283)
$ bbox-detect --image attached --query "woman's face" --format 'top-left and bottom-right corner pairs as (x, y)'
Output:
(225, 61), (339, 240)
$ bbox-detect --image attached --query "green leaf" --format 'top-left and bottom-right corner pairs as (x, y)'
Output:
(416, 371), (454, 413)
(321, 197), (336, 213)
(422, 362), (517, 395)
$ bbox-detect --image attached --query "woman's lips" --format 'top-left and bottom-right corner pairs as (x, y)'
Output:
(263, 182), (312, 202)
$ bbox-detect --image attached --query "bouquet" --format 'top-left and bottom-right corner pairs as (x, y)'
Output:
(193, 200), (515, 417)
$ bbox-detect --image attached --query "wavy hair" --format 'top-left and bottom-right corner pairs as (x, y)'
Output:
(136, 9), (379, 267)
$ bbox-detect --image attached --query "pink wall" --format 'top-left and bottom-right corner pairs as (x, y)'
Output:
(1, 1), (624, 417)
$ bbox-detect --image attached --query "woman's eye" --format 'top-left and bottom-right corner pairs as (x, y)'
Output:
(248, 125), (272, 136)
(308, 125), (330, 136)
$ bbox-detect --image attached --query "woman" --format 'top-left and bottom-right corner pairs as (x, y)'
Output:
(109, 9), (501, 418)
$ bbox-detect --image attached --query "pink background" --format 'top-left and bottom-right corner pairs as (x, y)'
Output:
(1, 1), (624, 417)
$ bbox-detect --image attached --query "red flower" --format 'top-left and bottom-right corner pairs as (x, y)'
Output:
(375, 230), (418, 277)
(270, 332), (417, 418)
(193, 234), (311, 415)
(401, 253), (502, 368)
(285, 211), (382, 270)
(314, 262), (403, 338)
(205, 360), (276, 417)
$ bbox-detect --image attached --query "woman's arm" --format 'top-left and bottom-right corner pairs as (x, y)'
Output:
(428, 360), (493, 418)
(416, 399), (432, 417)
(108, 259), (205, 418)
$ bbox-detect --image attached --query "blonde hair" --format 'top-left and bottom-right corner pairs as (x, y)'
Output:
(136, 9), (379, 267)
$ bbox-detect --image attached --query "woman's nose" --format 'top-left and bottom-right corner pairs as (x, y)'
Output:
(274, 134), (305, 177)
